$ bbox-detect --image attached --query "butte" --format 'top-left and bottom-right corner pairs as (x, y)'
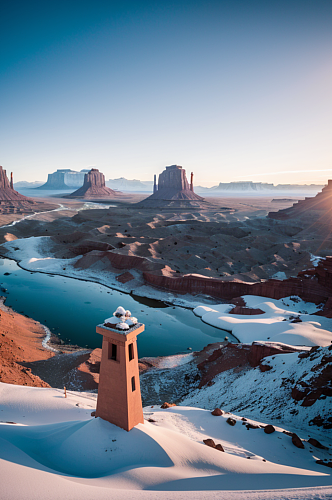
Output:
(0, 166), (36, 215)
(136, 165), (213, 209)
(65, 168), (120, 200)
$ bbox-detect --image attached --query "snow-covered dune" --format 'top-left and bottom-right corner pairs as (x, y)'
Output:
(0, 383), (331, 500)
(194, 295), (332, 346)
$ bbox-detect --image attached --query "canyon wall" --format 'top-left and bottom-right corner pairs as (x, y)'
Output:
(143, 257), (332, 305)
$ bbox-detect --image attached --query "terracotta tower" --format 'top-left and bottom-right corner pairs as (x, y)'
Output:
(190, 172), (194, 192)
(10, 172), (13, 190)
(153, 174), (157, 193)
(95, 322), (144, 431)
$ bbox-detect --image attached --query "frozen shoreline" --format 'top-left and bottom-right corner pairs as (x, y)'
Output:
(1, 235), (220, 310)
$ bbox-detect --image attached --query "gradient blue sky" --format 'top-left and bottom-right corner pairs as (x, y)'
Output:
(1, 0), (331, 186)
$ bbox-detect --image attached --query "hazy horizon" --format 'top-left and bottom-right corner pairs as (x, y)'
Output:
(1, 0), (331, 186)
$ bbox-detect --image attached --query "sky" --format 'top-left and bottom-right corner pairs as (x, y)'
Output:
(1, 0), (332, 186)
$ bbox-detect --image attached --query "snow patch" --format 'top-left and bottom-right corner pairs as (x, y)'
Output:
(193, 295), (332, 346)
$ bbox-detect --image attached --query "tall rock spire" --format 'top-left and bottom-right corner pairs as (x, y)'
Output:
(0, 166), (30, 201)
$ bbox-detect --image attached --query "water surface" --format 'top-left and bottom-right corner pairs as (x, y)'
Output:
(0, 258), (233, 357)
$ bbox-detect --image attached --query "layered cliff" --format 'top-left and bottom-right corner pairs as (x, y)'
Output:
(143, 257), (332, 305)
(269, 180), (332, 221)
(38, 169), (89, 190)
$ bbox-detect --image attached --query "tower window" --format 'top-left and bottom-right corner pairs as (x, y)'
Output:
(131, 376), (136, 392)
(108, 342), (117, 361)
(128, 343), (134, 361)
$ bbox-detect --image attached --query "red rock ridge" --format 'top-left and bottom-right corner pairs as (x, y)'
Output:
(197, 342), (301, 387)
(269, 180), (332, 220)
(143, 263), (332, 305)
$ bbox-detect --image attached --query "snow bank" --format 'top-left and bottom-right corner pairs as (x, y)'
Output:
(194, 295), (332, 346)
(0, 382), (331, 500)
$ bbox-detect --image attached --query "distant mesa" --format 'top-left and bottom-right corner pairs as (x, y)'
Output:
(65, 168), (120, 199)
(136, 165), (210, 208)
(0, 166), (33, 202)
(37, 169), (90, 190)
(269, 180), (332, 221)
(196, 181), (324, 195)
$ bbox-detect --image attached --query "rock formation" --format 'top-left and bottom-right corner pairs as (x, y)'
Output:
(269, 180), (332, 221)
(38, 169), (90, 190)
(143, 256), (332, 307)
(0, 166), (32, 202)
(0, 166), (37, 220)
(66, 169), (119, 199)
(136, 165), (210, 208)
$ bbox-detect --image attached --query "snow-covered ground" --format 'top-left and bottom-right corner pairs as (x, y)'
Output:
(0, 382), (331, 500)
(2, 236), (217, 308)
(194, 295), (332, 346)
(181, 345), (332, 439)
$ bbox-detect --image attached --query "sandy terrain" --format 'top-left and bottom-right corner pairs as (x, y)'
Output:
(0, 298), (53, 387)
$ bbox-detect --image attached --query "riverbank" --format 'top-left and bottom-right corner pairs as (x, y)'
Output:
(0, 297), (53, 387)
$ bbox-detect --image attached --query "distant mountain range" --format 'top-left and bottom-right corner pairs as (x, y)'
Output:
(14, 181), (44, 188)
(106, 177), (153, 192)
(15, 177), (325, 196)
(195, 181), (324, 195)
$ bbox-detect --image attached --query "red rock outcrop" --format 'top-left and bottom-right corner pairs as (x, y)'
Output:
(248, 342), (300, 367)
(143, 257), (332, 309)
(211, 408), (223, 416)
(269, 180), (332, 221)
(136, 165), (210, 208)
(264, 425), (275, 434)
(291, 345), (332, 409)
(66, 169), (120, 199)
(229, 306), (264, 315)
(196, 341), (302, 387)
(0, 166), (33, 202)
(291, 433), (305, 449)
